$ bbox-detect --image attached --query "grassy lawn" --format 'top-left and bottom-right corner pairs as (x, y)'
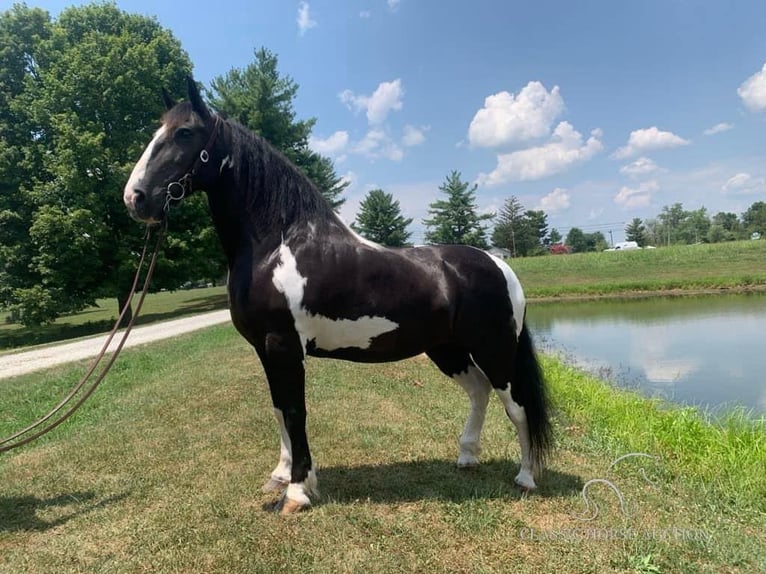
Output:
(511, 240), (766, 298)
(1, 325), (763, 573)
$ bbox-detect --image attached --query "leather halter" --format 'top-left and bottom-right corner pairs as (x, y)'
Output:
(164, 114), (222, 213)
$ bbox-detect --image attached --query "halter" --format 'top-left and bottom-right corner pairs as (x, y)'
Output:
(164, 114), (222, 213)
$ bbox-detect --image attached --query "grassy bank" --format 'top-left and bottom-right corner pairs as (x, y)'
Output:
(512, 240), (766, 298)
(1, 325), (763, 573)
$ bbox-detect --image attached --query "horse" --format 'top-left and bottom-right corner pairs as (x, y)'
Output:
(123, 77), (552, 514)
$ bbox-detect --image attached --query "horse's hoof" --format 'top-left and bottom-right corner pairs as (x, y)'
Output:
(262, 477), (289, 493)
(457, 454), (480, 469)
(280, 497), (309, 515)
(514, 470), (537, 491)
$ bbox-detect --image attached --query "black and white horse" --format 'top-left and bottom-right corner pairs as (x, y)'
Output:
(123, 78), (552, 513)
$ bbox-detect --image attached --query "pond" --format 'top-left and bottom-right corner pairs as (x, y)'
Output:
(525, 293), (766, 415)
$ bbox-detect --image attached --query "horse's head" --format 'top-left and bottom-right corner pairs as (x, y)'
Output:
(123, 77), (221, 224)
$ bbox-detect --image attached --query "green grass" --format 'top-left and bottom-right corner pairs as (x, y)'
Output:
(0, 286), (228, 351)
(1, 325), (763, 573)
(511, 240), (766, 298)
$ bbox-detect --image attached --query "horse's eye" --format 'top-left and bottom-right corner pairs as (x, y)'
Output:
(175, 128), (193, 141)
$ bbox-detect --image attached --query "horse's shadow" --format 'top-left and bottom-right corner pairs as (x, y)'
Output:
(314, 458), (582, 505)
(0, 491), (127, 532)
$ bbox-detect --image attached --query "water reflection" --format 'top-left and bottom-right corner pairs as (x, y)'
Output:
(526, 293), (766, 414)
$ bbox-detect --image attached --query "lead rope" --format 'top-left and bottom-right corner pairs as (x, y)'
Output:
(0, 222), (166, 454)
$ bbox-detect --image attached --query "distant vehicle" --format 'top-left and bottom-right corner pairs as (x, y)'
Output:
(752, 232), (762, 240)
(549, 243), (570, 255)
(604, 241), (640, 252)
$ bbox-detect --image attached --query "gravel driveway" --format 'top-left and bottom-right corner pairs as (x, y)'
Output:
(0, 310), (232, 380)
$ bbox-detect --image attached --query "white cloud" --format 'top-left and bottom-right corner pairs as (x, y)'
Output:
(359, 10), (371, 18)
(387, 0), (401, 10)
(537, 188), (570, 213)
(308, 130), (349, 157)
(402, 124), (428, 147)
(722, 172), (766, 195)
(468, 82), (565, 148)
(614, 180), (658, 209)
(340, 79), (404, 125)
(703, 122), (733, 136)
(296, 2), (317, 35)
(619, 157), (659, 177)
(353, 128), (403, 161)
(476, 122), (603, 185)
(612, 127), (690, 159)
(738, 62), (766, 112)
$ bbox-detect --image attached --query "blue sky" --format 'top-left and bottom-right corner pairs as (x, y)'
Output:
(16, 0), (766, 243)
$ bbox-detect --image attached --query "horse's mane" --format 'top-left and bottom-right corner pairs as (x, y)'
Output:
(224, 118), (337, 231)
(163, 103), (337, 232)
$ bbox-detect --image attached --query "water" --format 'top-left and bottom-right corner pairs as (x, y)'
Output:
(525, 293), (766, 415)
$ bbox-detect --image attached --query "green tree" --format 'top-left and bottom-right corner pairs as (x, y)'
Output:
(625, 218), (648, 246)
(677, 207), (711, 244)
(208, 47), (346, 209)
(423, 171), (492, 248)
(548, 228), (563, 245)
(0, 3), (218, 326)
(742, 201), (766, 236)
(352, 189), (412, 247)
(566, 228), (607, 253)
(524, 209), (549, 254)
(491, 198), (548, 256)
(491, 196), (524, 256)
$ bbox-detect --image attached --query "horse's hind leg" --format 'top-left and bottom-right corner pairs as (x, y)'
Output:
(427, 346), (492, 468)
(469, 344), (537, 490)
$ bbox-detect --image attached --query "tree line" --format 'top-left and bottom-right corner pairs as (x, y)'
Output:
(2, 4), (765, 328)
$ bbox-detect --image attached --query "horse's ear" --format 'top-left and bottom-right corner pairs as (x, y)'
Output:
(161, 88), (175, 110)
(186, 76), (212, 121)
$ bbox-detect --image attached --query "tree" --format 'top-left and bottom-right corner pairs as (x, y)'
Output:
(352, 189), (412, 247)
(491, 196), (524, 256)
(742, 201), (766, 236)
(208, 47), (346, 209)
(548, 228), (563, 245)
(423, 171), (493, 248)
(625, 218), (648, 246)
(0, 4), (220, 326)
(566, 228), (607, 253)
(491, 197), (549, 256)
(677, 207), (711, 244)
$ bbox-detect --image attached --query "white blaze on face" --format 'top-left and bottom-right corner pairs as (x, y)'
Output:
(486, 253), (526, 338)
(123, 125), (167, 207)
(271, 243), (398, 353)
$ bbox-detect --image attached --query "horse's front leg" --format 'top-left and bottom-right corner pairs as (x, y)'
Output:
(259, 333), (317, 514)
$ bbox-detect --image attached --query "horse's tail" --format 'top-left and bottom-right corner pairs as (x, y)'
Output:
(512, 323), (552, 472)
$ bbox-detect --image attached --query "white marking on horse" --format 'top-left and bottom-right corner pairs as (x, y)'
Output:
(335, 215), (385, 251)
(124, 125), (166, 206)
(271, 243), (398, 353)
(485, 253), (526, 338)
(285, 469), (318, 507)
(263, 408), (292, 492)
(219, 154), (233, 173)
(495, 384), (536, 489)
(453, 366), (492, 467)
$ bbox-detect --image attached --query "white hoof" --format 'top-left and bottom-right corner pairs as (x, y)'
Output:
(457, 454), (480, 469)
(514, 469), (537, 490)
